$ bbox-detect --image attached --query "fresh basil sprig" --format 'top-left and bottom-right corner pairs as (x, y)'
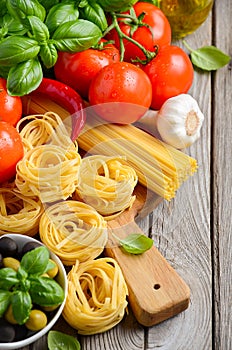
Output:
(0, 246), (65, 325)
(0, 0), (103, 96)
(48, 330), (81, 350)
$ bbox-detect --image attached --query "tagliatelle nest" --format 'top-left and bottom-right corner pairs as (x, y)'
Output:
(0, 188), (43, 236)
(39, 200), (108, 265)
(75, 155), (138, 220)
(62, 258), (128, 335)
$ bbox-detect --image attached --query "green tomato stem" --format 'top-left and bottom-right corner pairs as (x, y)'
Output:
(110, 12), (157, 63)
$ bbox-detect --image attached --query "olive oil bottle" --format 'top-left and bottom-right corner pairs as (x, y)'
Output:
(160, 0), (214, 39)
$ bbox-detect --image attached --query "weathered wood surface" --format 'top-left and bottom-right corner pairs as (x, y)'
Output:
(20, 1), (231, 349)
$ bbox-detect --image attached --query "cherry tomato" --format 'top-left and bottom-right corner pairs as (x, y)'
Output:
(0, 121), (24, 183)
(0, 78), (22, 126)
(143, 45), (194, 110)
(88, 61), (152, 123)
(54, 40), (120, 100)
(106, 2), (171, 63)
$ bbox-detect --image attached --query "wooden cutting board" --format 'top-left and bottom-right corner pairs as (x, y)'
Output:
(22, 95), (190, 327)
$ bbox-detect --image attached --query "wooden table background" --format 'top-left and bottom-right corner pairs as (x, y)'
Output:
(20, 1), (231, 349)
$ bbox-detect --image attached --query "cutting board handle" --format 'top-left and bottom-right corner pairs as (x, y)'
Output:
(106, 219), (190, 327)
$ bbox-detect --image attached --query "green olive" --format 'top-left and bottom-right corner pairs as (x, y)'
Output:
(25, 309), (47, 331)
(42, 304), (60, 312)
(3, 257), (20, 271)
(46, 259), (59, 278)
(5, 304), (18, 325)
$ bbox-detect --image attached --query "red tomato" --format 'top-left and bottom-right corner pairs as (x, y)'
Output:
(0, 78), (22, 126)
(106, 2), (171, 62)
(88, 62), (152, 123)
(143, 45), (194, 110)
(0, 121), (24, 183)
(54, 40), (120, 100)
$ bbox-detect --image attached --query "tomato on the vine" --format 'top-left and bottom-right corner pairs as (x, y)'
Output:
(88, 61), (152, 124)
(0, 121), (24, 183)
(54, 40), (120, 100)
(143, 45), (194, 110)
(0, 78), (22, 126)
(106, 2), (171, 63)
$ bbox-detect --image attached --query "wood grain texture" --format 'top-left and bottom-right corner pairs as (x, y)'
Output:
(146, 14), (213, 350)
(213, 1), (232, 349)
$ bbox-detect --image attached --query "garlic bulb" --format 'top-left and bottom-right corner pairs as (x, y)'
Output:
(156, 94), (204, 149)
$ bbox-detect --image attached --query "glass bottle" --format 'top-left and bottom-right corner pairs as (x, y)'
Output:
(160, 0), (214, 39)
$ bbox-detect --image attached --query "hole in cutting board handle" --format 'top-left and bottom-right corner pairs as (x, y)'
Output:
(153, 283), (161, 290)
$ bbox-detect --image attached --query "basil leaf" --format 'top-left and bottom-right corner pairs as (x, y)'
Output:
(96, 0), (139, 12)
(45, 3), (79, 35)
(40, 42), (58, 68)
(0, 290), (11, 317)
(45, 259), (56, 272)
(38, 0), (60, 11)
(0, 0), (7, 17)
(17, 265), (28, 281)
(2, 14), (28, 36)
(29, 277), (64, 306)
(27, 15), (50, 43)
(48, 331), (81, 350)
(0, 36), (40, 66)
(20, 246), (50, 275)
(12, 290), (32, 325)
(79, 2), (108, 32)
(119, 233), (153, 254)
(0, 268), (19, 290)
(190, 45), (231, 71)
(0, 65), (11, 79)
(7, 58), (43, 96)
(52, 19), (102, 53)
(7, 0), (46, 22)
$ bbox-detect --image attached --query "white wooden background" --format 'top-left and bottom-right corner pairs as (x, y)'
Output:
(20, 1), (232, 349)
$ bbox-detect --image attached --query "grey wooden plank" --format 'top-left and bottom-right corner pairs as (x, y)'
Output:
(213, 1), (232, 349)
(146, 14), (213, 349)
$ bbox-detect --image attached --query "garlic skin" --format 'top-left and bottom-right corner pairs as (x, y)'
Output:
(156, 94), (204, 149)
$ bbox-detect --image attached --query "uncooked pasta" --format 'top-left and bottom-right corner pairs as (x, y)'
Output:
(15, 144), (81, 203)
(16, 111), (74, 152)
(62, 258), (128, 334)
(0, 188), (43, 236)
(39, 200), (108, 265)
(75, 155), (138, 220)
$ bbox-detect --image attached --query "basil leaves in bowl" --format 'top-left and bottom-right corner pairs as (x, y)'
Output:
(0, 234), (68, 350)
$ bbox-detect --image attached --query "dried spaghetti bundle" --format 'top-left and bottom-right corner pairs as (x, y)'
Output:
(39, 200), (107, 265)
(63, 258), (128, 334)
(75, 155), (138, 219)
(0, 188), (43, 236)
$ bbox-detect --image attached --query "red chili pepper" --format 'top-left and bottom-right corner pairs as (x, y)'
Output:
(35, 78), (86, 141)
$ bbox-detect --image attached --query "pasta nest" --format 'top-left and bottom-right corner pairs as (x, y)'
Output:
(17, 111), (75, 152)
(62, 258), (128, 335)
(39, 200), (108, 265)
(0, 188), (43, 236)
(75, 155), (138, 220)
(15, 144), (81, 203)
